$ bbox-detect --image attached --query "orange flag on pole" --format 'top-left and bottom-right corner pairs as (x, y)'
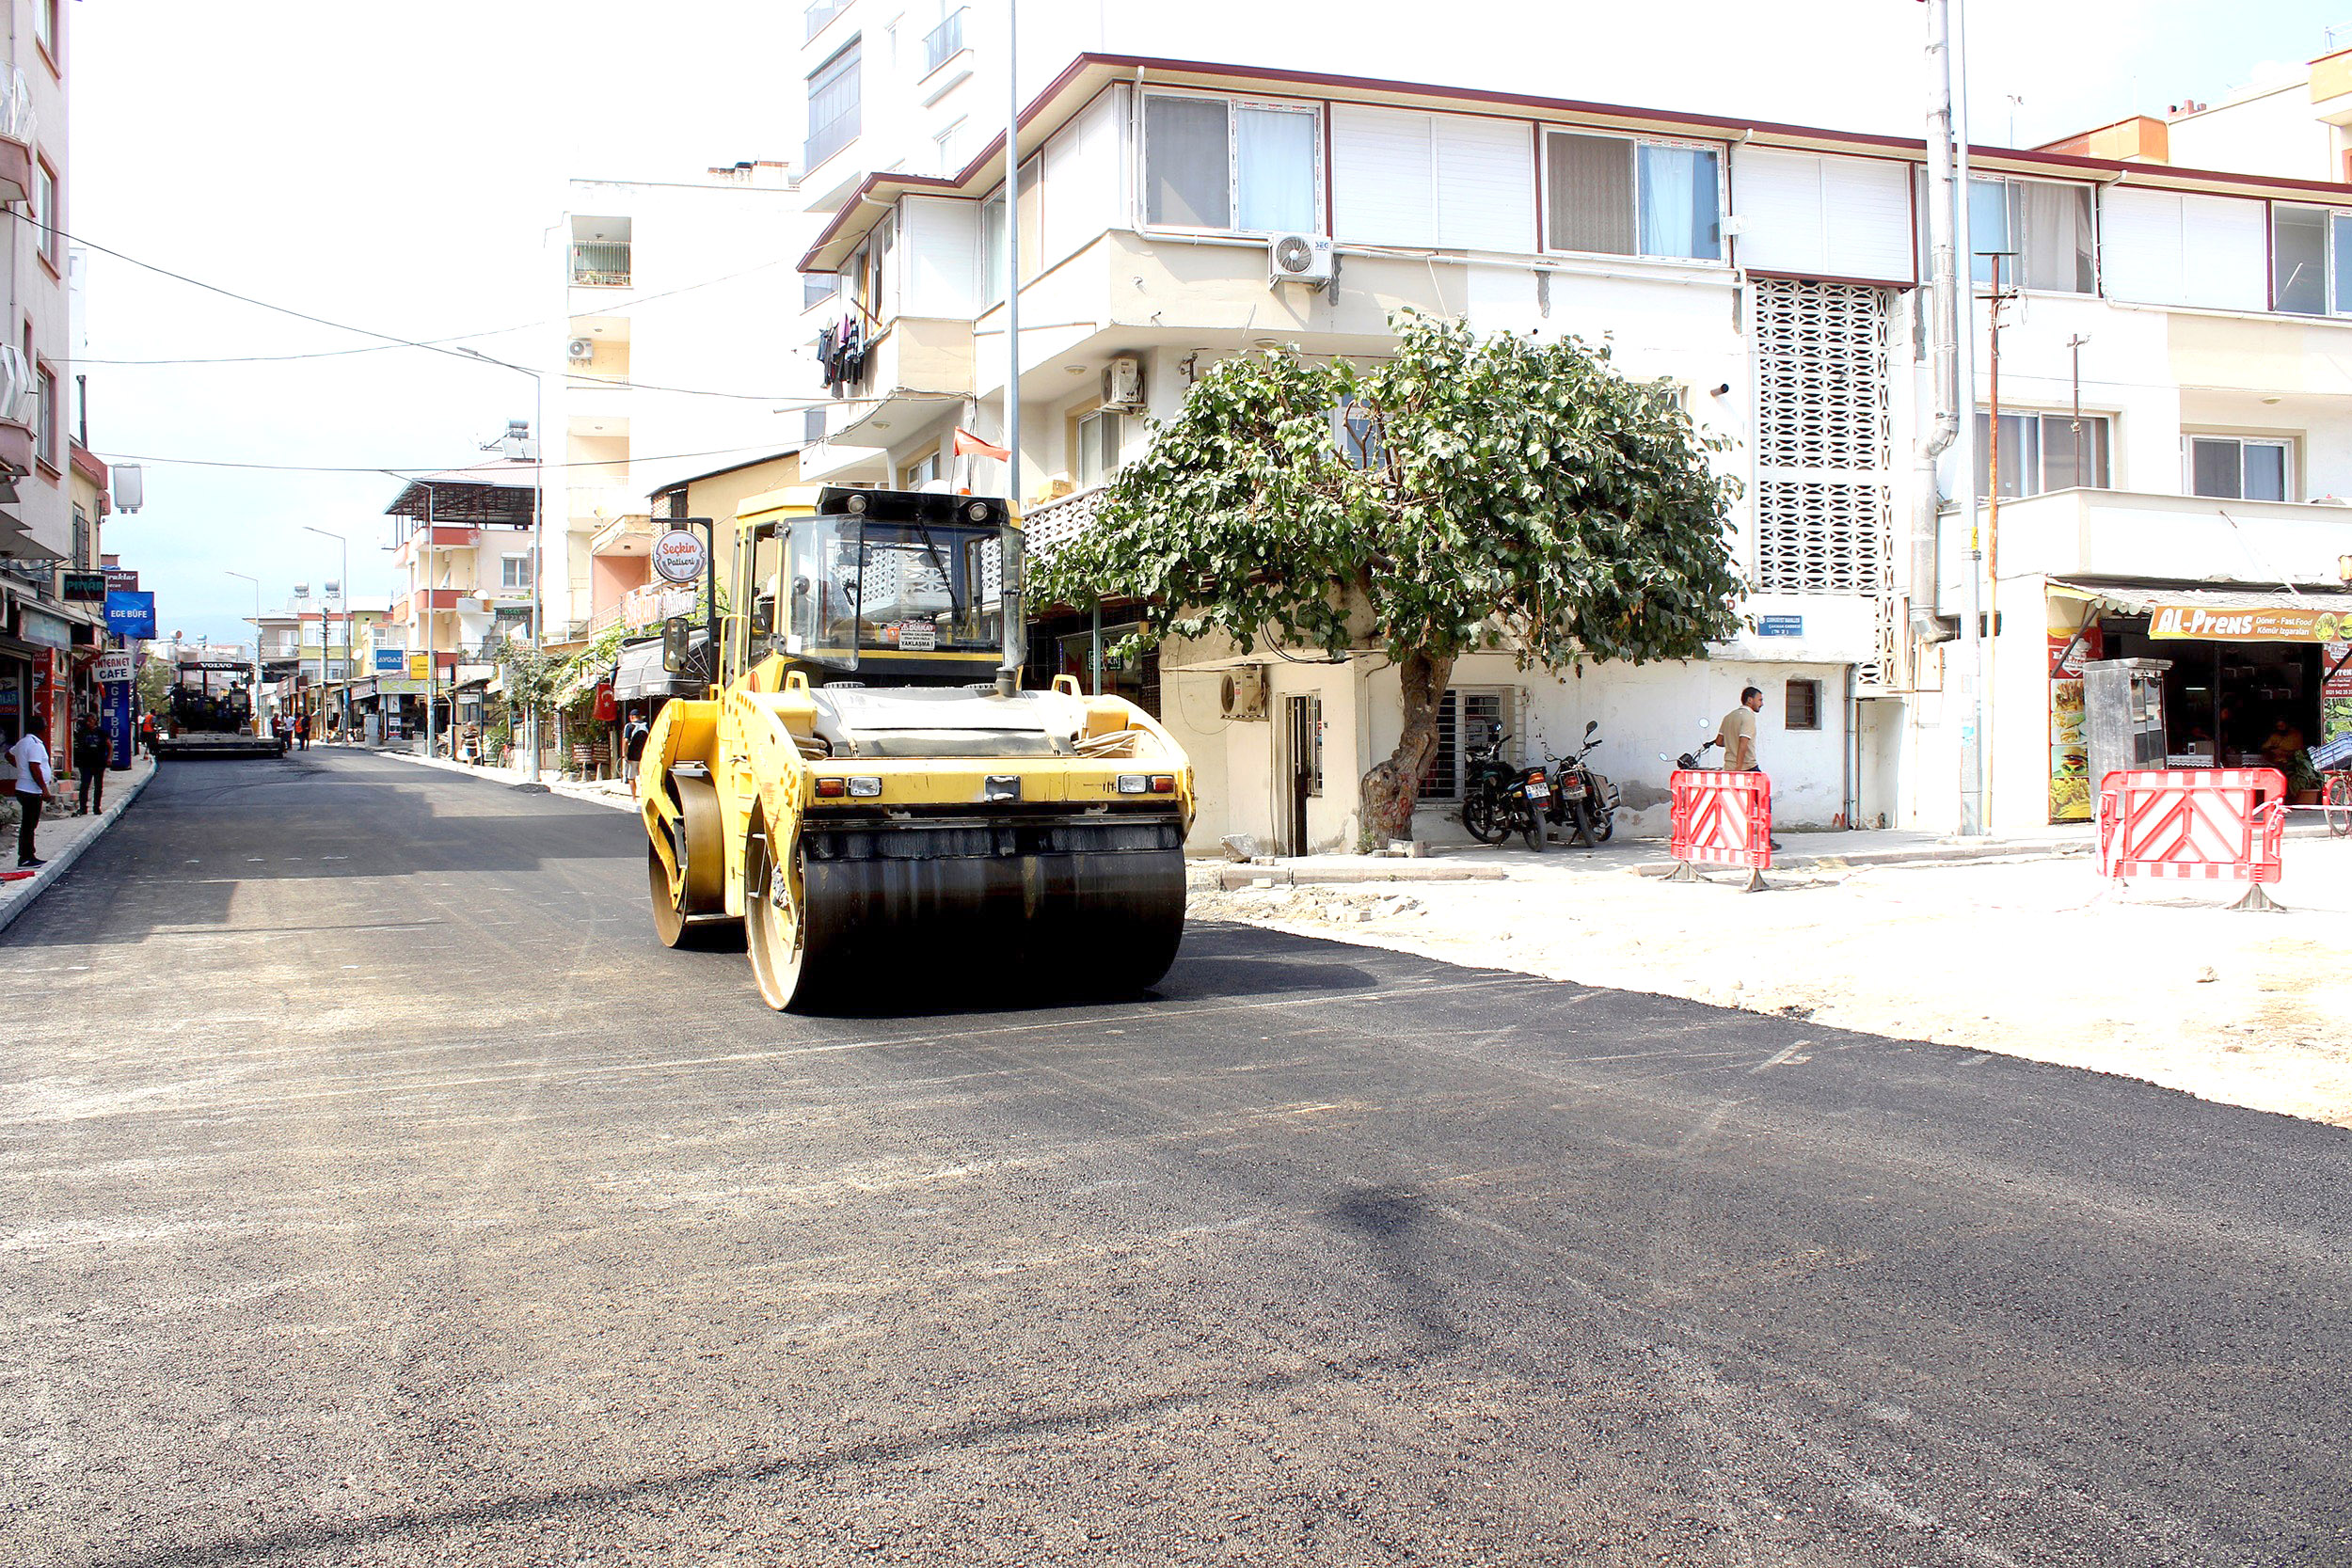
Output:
(952, 426), (1010, 462)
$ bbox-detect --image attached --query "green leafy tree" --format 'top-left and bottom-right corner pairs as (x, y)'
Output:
(1033, 311), (1745, 843)
(135, 650), (174, 718)
(495, 642), (566, 751)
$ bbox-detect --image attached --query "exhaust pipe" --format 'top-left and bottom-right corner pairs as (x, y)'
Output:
(995, 527), (1025, 699)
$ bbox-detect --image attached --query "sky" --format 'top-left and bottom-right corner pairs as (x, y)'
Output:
(68, 0), (2352, 649)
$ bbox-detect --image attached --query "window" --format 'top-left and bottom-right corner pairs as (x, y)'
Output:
(1331, 398), (1383, 469)
(33, 0), (55, 59)
(805, 39), (861, 169)
(2186, 436), (2291, 502)
(1545, 132), (1722, 261)
(32, 160), (56, 266)
(1417, 689), (1511, 801)
(1785, 679), (1821, 731)
(501, 555), (533, 590)
(803, 406), (826, 443)
(70, 504), (87, 569)
(1967, 179), (2094, 293)
(1076, 409), (1123, 490)
(902, 449), (944, 489)
(922, 8), (963, 76)
(569, 216), (631, 287)
(2269, 203), (2352, 316)
(1974, 409), (2111, 499)
(35, 363), (55, 468)
(981, 193), (1006, 305)
(1144, 94), (1319, 234)
(803, 271), (839, 309)
(979, 157), (1039, 302)
(934, 117), (968, 175)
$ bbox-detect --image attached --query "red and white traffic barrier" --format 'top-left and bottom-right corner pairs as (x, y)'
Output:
(2096, 767), (2288, 911)
(1667, 769), (1772, 890)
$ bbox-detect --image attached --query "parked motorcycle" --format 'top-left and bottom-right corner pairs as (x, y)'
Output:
(1543, 721), (1621, 846)
(1460, 724), (1524, 847)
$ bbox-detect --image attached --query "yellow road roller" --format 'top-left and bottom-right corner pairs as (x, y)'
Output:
(637, 484), (1193, 1010)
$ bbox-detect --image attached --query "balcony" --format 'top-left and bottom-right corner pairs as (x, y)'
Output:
(1023, 485), (1107, 560)
(804, 0), (848, 40)
(922, 8), (964, 76)
(0, 68), (32, 208)
(569, 242), (631, 289)
(1941, 486), (2352, 609)
(590, 512), (656, 558)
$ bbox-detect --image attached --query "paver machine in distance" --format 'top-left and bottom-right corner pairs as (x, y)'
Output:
(637, 485), (1194, 1011)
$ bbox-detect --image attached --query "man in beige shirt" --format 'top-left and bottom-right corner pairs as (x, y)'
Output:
(1714, 686), (1781, 849)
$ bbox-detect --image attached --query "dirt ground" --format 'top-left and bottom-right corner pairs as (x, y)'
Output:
(1190, 836), (2352, 1130)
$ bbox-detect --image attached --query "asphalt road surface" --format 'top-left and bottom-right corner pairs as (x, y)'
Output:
(5, 749), (2347, 1566)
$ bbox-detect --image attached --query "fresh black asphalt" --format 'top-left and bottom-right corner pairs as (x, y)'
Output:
(3, 749), (2346, 1565)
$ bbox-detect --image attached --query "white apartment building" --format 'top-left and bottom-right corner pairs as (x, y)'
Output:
(550, 166), (825, 646)
(383, 456), (544, 710)
(0, 0), (74, 762)
(788, 24), (2352, 847)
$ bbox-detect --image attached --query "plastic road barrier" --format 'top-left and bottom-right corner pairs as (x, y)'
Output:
(1667, 769), (1772, 890)
(2096, 767), (2288, 911)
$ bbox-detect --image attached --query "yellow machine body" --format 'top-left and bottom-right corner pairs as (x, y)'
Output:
(638, 485), (1194, 1010)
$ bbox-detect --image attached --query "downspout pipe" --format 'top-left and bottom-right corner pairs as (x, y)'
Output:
(1911, 0), (1963, 642)
(994, 0), (1025, 700)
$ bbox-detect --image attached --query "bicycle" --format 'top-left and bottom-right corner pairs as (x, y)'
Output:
(2326, 769), (2352, 838)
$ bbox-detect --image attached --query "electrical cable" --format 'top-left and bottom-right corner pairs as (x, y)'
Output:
(93, 439), (810, 477)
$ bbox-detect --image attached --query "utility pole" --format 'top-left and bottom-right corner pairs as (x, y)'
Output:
(2067, 334), (2090, 488)
(1948, 0), (1986, 835)
(1980, 250), (2017, 810)
(304, 527), (348, 743)
(993, 0), (1026, 701)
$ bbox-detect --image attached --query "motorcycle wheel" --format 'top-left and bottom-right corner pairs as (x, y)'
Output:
(1569, 800), (1598, 847)
(1586, 800), (1614, 844)
(1464, 784), (1508, 846)
(1522, 811), (1546, 852)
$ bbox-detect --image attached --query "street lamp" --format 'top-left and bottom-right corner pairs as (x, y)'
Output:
(303, 526), (349, 743)
(224, 569), (262, 735)
(452, 344), (547, 784)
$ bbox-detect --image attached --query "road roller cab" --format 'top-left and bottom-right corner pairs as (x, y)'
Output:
(638, 485), (1194, 1011)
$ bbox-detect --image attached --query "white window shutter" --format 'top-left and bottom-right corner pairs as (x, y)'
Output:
(1332, 104), (1436, 246)
(2181, 193), (2267, 311)
(1818, 157), (1914, 283)
(1434, 114), (1534, 253)
(2100, 187), (2185, 305)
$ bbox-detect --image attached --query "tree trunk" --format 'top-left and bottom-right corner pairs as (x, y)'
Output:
(1359, 650), (1454, 847)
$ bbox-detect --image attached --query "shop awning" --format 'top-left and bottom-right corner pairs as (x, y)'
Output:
(2050, 579), (2352, 643)
(611, 632), (709, 702)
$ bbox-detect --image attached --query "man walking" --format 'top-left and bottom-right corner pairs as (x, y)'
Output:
(73, 709), (108, 816)
(6, 713), (54, 869)
(1714, 686), (1783, 851)
(295, 712), (310, 752)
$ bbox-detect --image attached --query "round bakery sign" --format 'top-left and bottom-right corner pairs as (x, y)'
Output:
(651, 529), (707, 584)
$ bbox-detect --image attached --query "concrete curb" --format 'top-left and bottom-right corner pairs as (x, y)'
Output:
(1212, 863), (1512, 890)
(358, 744), (639, 814)
(1629, 839), (2096, 877)
(0, 762), (159, 940)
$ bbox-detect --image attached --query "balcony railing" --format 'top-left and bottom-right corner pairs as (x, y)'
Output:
(923, 8), (963, 75)
(804, 0), (848, 40)
(805, 104), (858, 171)
(1022, 485), (1107, 560)
(569, 242), (631, 288)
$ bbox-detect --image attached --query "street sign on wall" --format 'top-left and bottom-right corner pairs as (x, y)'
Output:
(62, 571), (107, 602)
(1756, 615), (1804, 638)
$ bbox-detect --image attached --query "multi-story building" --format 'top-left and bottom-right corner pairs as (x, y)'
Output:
(0, 0), (74, 763)
(550, 166), (824, 648)
(788, 39), (2352, 847)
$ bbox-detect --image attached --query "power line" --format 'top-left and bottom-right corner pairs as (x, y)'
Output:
(91, 439), (812, 477)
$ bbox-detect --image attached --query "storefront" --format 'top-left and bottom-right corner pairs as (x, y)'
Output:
(2045, 580), (2352, 816)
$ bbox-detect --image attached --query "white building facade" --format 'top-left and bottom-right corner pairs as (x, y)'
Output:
(787, 32), (2352, 848)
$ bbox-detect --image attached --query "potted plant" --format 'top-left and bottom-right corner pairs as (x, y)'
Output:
(2287, 747), (2324, 805)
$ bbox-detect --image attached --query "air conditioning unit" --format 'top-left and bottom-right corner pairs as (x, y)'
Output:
(1267, 231), (1334, 286)
(565, 337), (596, 364)
(1101, 356), (1144, 411)
(1219, 665), (1269, 721)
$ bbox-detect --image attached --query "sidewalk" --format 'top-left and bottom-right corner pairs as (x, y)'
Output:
(0, 756), (159, 936)
(345, 741), (638, 813)
(1190, 832), (2352, 1130)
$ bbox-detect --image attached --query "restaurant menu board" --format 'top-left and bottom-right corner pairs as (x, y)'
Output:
(2048, 627), (2101, 821)
(2325, 639), (2352, 753)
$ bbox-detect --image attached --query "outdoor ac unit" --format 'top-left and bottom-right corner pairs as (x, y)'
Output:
(1220, 665), (1269, 721)
(1101, 356), (1144, 411)
(1267, 232), (1334, 286)
(565, 337), (596, 364)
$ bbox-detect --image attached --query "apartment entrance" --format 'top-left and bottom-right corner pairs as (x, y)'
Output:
(1282, 694), (1322, 856)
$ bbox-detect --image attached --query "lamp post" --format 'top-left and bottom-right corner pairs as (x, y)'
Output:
(303, 526), (349, 743)
(452, 344), (547, 783)
(225, 569), (262, 734)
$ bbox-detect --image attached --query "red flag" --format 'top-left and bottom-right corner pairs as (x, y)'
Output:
(953, 426), (1010, 462)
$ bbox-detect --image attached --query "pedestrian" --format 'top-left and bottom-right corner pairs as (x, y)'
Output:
(1713, 685), (1784, 851)
(73, 710), (107, 816)
(6, 713), (54, 869)
(623, 708), (650, 791)
(137, 710), (158, 758)
(296, 713), (310, 751)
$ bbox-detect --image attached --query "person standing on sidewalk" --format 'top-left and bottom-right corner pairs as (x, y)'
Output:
(295, 713), (310, 752)
(72, 711), (108, 816)
(6, 714), (55, 868)
(1713, 686), (1783, 852)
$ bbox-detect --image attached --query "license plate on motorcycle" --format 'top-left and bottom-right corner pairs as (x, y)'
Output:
(1526, 780), (1549, 800)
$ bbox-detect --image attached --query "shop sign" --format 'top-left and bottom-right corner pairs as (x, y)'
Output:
(373, 648), (404, 674)
(104, 590), (157, 638)
(92, 649), (135, 684)
(651, 529), (707, 584)
(407, 652), (432, 681)
(2047, 627), (2102, 823)
(103, 567), (138, 593)
(62, 571), (107, 602)
(19, 605), (72, 649)
(375, 677), (427, 696)
(2148, 604), (2345, 642)
(1756, 615), (1804, 637)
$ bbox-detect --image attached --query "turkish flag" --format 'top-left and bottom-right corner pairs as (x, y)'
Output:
(952, 426), (1010, 462)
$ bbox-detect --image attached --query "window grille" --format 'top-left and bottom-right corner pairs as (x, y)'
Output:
(1416, 688), (1509, 801)
(1752, 278), (1891, 598)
